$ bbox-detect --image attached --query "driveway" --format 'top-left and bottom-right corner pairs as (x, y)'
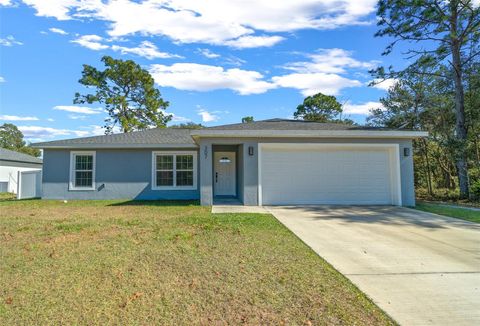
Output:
(268, 206), (480, 326)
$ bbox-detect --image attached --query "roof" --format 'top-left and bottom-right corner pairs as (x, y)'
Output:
(0, 148), (43, 164)
(191, 119), (427, 139)
(32, 128), (197, 149)
(204, 119), (395, 131)
(32, 119), (427, 149)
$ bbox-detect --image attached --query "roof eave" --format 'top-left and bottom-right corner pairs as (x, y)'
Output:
(32, 143), (199, 149)
(190, 130), (429, 139)
(0, 159), (43, 165)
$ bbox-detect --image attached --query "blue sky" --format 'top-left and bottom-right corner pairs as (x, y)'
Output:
(0, 0), (403, 142)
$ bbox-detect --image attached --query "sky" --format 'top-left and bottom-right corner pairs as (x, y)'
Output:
(0, 0), (405, 142)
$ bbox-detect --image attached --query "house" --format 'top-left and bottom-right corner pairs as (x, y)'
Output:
(0, 148), (43, 194)
(32, 119), (427, 206)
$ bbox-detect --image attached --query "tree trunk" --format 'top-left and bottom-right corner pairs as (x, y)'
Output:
(449, 3), (470, 199)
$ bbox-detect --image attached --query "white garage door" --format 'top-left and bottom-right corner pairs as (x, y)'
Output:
(259, 144), (401, 206)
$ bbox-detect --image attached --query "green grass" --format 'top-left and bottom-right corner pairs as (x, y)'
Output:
(0, 192), (15, 201)
(0, 199), (393, 325)
(415, 202), (480, 223)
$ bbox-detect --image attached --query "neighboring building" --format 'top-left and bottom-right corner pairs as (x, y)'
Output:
(0, 148), (43, 193)
(32, 119), (427, 206)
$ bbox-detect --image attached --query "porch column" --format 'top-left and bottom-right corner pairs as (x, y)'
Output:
(199, 141), (213, 206)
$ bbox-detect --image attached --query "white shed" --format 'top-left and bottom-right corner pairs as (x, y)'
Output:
(0, 148), (42, 194)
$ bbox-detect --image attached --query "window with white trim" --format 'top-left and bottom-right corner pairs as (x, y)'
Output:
(70, 151), (96, 190)
(152, 152), (197, 189)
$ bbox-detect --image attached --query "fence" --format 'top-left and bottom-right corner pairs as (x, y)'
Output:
(17, 170), (42, 199)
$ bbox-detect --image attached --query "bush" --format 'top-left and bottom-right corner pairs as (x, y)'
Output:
(471, 180), (480, 199)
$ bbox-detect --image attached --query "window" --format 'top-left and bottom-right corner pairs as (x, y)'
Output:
(152, 152), (197, 190)
(69, 151), (96, 190)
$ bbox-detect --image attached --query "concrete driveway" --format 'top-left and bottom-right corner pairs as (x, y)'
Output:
(268, 206), (480, 326)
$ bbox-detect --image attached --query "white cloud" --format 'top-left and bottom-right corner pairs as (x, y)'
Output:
(149, 48), (372, 96)
(197, 108), (219, 122)
(111, 41), (181, 59)
(273, 72), (361, 96)
(284, 48), (376, 74)
(18, 126), (73, 139)
(20, 0), (377, 47)
(224, 35), (285, 48)
(0, 35), (22, 46)
(169, 113), (191, 123)
(53, 105), (104, 115)
(73, 125), (107, 137)
(46, 118), (55, 122)
(223, 56), (246, 67)
(371, 78), (397, 91)
(21, 0), (76, 20)
(197, 48), (220, 59)
(343, 101), (384, 115)
(150, 63), (275, 95)
(71, 34), (108, 50)
(84, 125), (106, 136)
(0, 0), (13, 6)
(19, 124), (107, 142)
(0, 115), (39, 121)
(0, 76), (5, 83)
(49, 27), (68, 35)
(271, 48), (372, 96)
(68, 114), (87, 120)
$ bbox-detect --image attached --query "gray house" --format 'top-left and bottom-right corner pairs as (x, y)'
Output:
(0, 148), (43, 194)
(32, 119), (427, 206)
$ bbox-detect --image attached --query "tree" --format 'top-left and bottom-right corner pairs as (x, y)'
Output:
(242, 116), (254, 123)
(294, 92), (345, 123)
(373, 0), (480, 198)
(169, 122), (204, 129)
(0, 123), (41, 157)
(74, 56), (171, 134)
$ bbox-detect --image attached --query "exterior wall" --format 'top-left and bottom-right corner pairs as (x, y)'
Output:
(41, 137), (416, 206)
(42, 149), (199, 200)
(199, 137), (415, 207)
(0, 164), (42, 194)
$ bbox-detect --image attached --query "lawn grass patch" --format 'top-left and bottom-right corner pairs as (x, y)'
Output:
(0, 199), (393, 325)
(415, 201), (480, 223)
(0, 192), (15, 201)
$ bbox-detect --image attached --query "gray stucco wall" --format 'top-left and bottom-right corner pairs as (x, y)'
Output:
(42, 137), (416, 206)
(42, 149), (199, 200)
(199, 137), (416, 207)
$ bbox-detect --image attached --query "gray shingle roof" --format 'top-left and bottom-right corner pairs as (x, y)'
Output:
(0, 148), (43, 164)
(205, 119), (395, 131)
(32, 128), (197, 148)
(32, 119), (421, 148)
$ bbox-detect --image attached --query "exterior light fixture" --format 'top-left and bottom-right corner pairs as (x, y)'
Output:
(248, 146), (254, 156)
(404, 148), (410, 157)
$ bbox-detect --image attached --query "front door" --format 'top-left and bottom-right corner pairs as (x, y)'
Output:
(214, 151), (236, 196)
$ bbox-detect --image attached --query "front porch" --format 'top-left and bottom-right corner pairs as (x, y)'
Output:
(199, 140), (259, 206)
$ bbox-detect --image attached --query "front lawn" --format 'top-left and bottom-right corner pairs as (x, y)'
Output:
(415, 201), (480, 223)
(0, 199), (392, 325)
(0, 192), (15, 201)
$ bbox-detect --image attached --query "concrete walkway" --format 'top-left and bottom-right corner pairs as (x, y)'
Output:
(211, 205), (270, 214)
(268, 206), (480, 326)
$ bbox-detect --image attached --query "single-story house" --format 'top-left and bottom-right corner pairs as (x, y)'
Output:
(0, 148), (43, 194)
(32, 119), (427, 206)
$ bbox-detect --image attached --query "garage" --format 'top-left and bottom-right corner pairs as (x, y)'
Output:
(258, 143), (402, 206)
